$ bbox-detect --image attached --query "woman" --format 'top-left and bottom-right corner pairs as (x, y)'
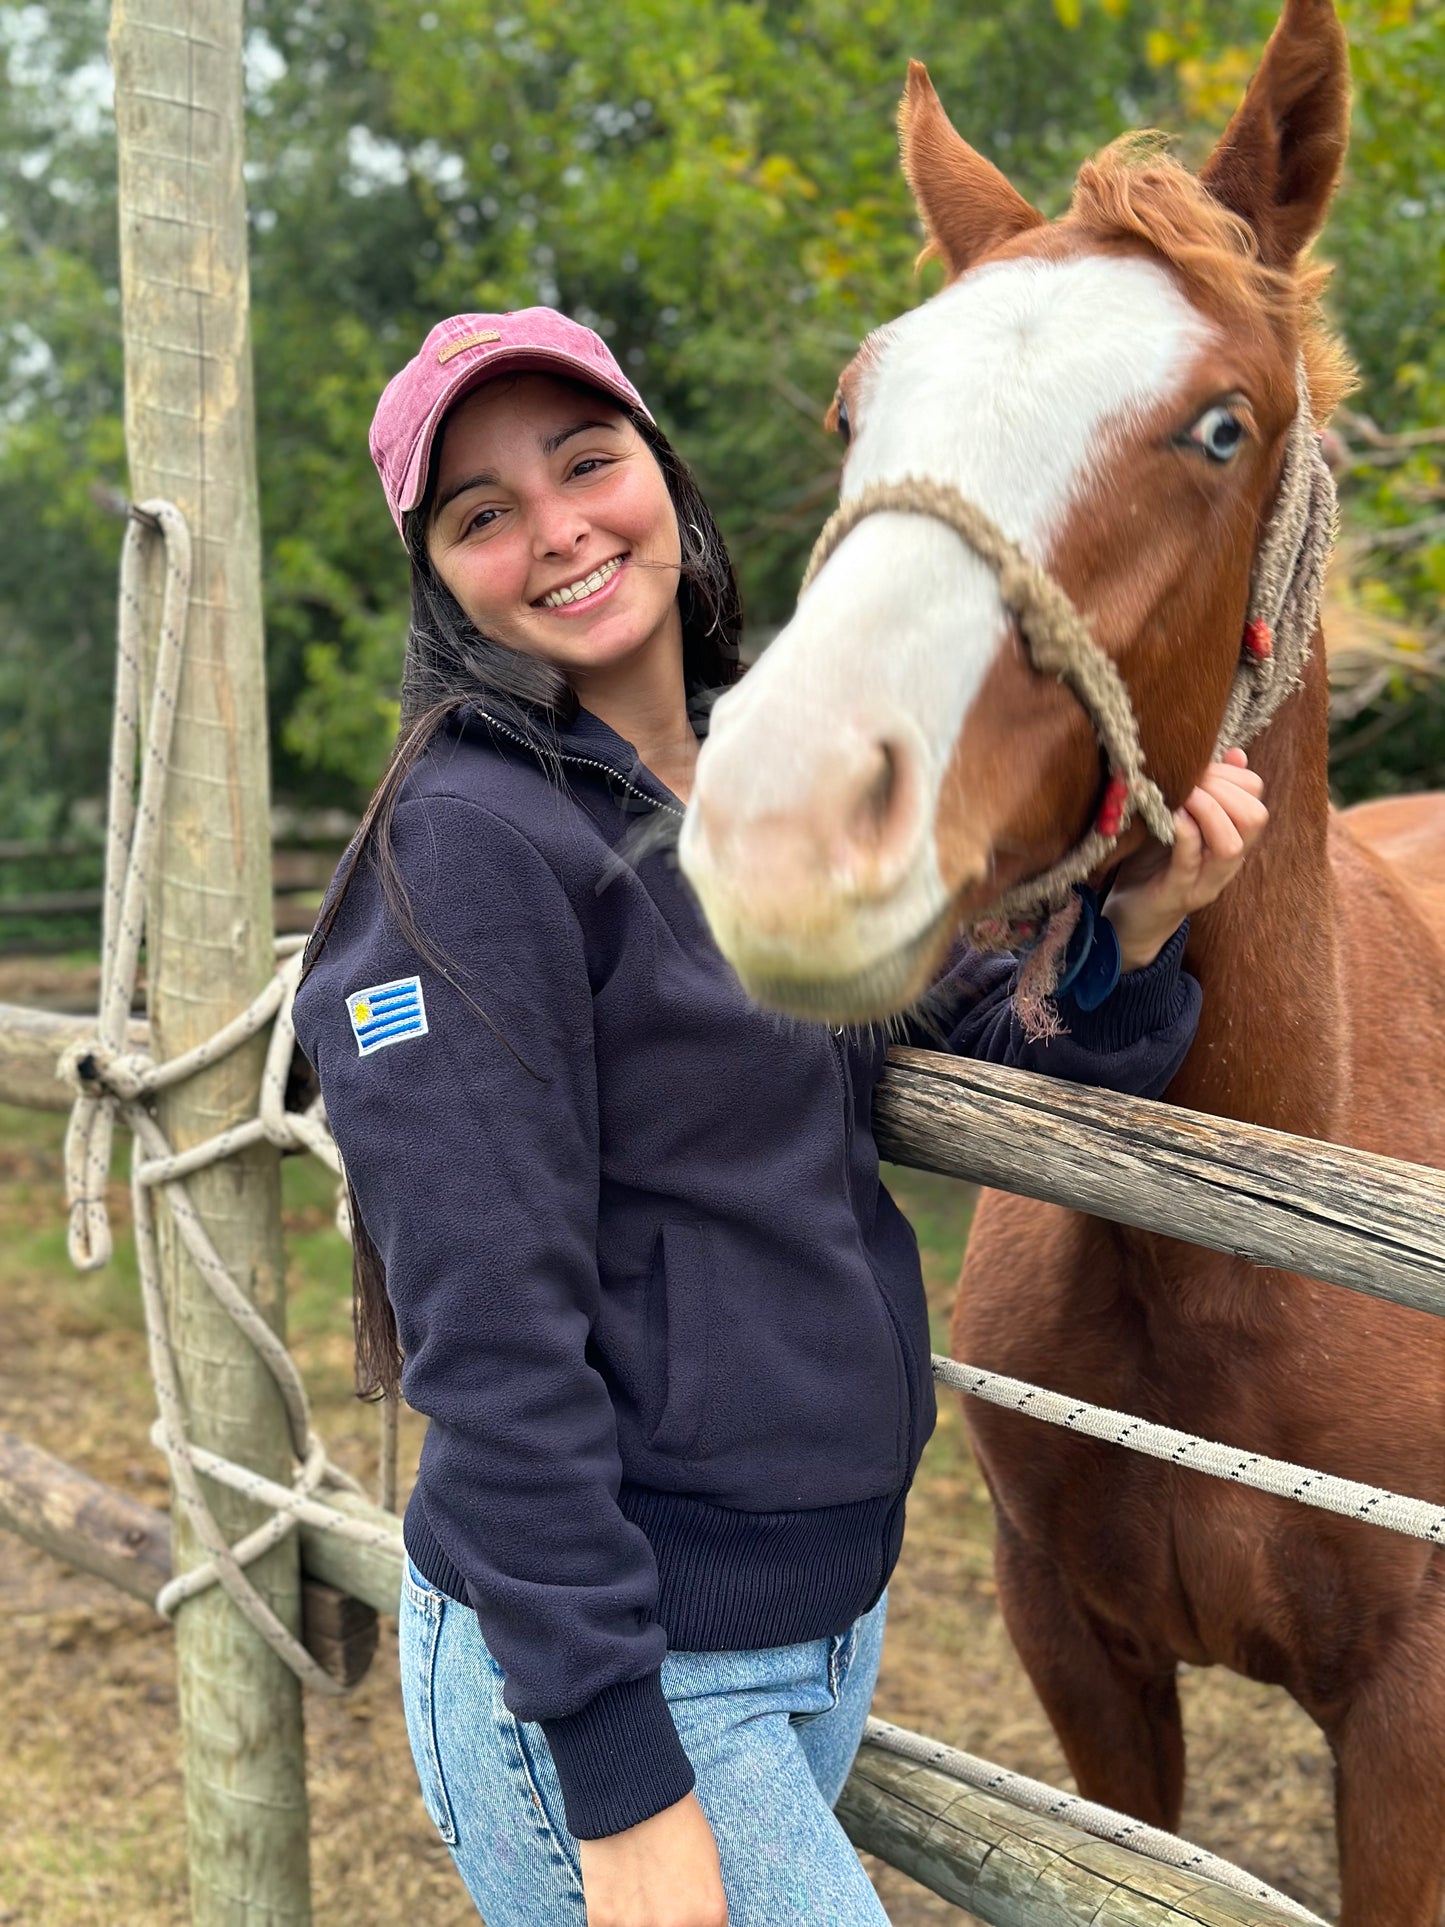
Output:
(292, 307), (1267, 1927)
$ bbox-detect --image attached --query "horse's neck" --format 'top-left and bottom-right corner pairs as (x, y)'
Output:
(1162, 637), (1346, 1141)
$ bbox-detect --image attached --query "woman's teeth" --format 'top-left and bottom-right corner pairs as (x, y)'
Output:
(539, 557), (623, 608)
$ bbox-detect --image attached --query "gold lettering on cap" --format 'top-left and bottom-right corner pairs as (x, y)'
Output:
(437, 330), (502, 363)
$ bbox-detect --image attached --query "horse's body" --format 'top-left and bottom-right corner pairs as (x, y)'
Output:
(677, 2), (1445, 1916)
(960, 660), (1445, 1923)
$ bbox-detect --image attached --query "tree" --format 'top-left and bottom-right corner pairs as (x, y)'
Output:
(2, 0), (1440, 827)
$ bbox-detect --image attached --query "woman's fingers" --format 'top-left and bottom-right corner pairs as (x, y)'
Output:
(1204, 758), (1265, 800)
(1179, 784), (1245, 862)
(1199, 768), (1269, 842)
(1167, 800), (1205, 868)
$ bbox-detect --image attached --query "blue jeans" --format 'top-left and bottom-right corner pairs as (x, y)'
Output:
(400, 1556), (891, 1925)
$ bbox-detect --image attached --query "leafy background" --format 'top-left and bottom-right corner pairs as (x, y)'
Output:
(2, 0), (1441, 841)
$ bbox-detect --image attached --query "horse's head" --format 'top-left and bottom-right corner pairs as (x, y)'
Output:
(680, 0), (1353, 1020)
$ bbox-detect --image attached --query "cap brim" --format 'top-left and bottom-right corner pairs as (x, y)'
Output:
(395, 348), (652, 527)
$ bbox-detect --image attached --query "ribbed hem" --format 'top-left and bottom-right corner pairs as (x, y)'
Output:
(542, 1670), (696, 1838)
(402, 1481), (908, 1837)
(1060, 916), (1190, 1052)
(619, 1483), (905, 1649)
(402, 1481), (907, 1655)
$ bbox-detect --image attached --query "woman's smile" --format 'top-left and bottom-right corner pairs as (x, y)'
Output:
(533, 552), (629, 614)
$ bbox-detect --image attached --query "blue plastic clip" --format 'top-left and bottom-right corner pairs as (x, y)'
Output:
(1052, 885), (1122, 1011)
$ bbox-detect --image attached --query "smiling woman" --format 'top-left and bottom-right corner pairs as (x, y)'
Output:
(287, 302), (1252, 1927)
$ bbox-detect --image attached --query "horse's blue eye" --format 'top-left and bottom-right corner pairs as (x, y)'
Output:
(1188, 405), (1245, 463)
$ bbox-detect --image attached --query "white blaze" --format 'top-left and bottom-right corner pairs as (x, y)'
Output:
(687, 252), (1212, 979)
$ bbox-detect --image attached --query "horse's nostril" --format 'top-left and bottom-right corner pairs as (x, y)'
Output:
(851, 742), (898, 847)
(839, 735), (922, 890)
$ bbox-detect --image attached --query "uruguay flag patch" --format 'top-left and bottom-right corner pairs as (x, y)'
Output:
(346, 975), (429, 1056)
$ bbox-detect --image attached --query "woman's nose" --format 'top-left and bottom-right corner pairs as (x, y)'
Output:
(530, 496), (589, 559)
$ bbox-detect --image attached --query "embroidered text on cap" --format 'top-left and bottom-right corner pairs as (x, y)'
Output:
(437, 330), (502, 364)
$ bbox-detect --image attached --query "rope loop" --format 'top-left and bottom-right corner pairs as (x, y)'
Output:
(57, 498), (393, 1697)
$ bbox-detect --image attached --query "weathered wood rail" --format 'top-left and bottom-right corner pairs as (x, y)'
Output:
(876, 1047), (1445, 1320)
(10, 1019), (1444, 1322)
(0, 1432), (380, 1688)
(0, 1003), (149, 1111)
(838, 1748), (1309, 1926)
(0, 1430), (400, 1622)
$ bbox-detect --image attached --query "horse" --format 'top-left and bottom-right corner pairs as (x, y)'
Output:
(677, 2), (1445, 1920)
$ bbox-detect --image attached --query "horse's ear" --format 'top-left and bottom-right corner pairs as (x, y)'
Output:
(1199, 0), (1350, 268)
(898, 61), (1044, 277)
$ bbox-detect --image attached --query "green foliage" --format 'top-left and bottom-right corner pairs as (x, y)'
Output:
(1325, 2), (1445, 796)
(1, 0), (1441, 828)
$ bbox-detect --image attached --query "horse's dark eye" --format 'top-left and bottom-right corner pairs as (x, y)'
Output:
(834, 395), (851, 445)
(1186, 405), (1245, 463)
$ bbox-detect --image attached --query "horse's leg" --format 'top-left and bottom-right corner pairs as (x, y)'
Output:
(1329, 1627), (1445, 1927)
(993, 1515), (1185, 1828)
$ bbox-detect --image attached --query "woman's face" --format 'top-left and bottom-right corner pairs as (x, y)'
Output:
(425, 374), (683, 683)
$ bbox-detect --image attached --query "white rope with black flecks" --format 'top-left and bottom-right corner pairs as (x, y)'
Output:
(55, 503), (395, 1696)
(934, 1354), (1445, 1544)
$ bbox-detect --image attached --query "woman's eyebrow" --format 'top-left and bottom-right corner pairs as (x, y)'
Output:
(541, 418), (619, 456)
(435, 469), (500, 515)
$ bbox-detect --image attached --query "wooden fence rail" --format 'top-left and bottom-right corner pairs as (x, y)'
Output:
(838, 1749), (1307, 1927)
(0, 1003), (149, 1111)
(8, 1015), (1443, 1322)
(876, 1047), (1445, 1320)
(0, 844), (342, 945)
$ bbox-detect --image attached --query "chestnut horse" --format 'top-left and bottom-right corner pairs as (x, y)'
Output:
(679, 3), (1445, 1921)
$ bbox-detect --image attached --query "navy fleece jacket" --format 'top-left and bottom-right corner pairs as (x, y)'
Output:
(291, 701), (1199, 1840)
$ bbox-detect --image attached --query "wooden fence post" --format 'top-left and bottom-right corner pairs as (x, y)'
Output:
(109, 2), (310, 1919)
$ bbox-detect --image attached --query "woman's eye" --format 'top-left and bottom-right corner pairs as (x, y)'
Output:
(834, 395), (851, 446)
(571, 457), (611, 478)
(464, 507), (502, 534)
(1185, 405), (1246, 463)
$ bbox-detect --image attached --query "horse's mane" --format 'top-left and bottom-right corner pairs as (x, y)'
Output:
(1066, 134), (1355, 423)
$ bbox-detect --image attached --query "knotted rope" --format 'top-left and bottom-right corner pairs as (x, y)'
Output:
(56, 502), (395, 1695)
(800, 363), (1337, 949)
(1216, 361), (1339, 756)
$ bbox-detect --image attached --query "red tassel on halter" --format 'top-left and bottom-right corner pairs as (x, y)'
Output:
(1244, 618), (1274, 660)
(1095, 774), (1128, 839)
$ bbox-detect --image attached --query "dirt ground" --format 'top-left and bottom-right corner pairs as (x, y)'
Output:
(0, 1073), (1340, 1925)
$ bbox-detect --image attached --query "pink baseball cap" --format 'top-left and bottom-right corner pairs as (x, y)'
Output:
(369, 307), (653, 537)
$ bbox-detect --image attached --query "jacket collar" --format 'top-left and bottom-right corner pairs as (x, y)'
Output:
(461, 700), (686, 814)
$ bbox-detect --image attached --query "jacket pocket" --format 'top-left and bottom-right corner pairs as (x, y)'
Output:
(644, 1223), (714, 1459)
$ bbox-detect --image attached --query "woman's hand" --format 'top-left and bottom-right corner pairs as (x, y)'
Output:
(1104, 748), (1269, 973)
(579, 1790), (728, 1927)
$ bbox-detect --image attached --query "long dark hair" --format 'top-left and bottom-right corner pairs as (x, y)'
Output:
(300, 388), (743, 1401)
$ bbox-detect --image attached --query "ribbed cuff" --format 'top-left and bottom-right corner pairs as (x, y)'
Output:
(1058, 917), (1190, 1052)
(541, 1669), (696, 1840)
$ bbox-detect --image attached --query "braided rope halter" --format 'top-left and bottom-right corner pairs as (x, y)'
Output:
(799, 363), (1337, 951)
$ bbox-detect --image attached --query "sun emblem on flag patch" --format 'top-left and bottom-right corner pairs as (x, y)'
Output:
(346, 976), (428, 1056)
